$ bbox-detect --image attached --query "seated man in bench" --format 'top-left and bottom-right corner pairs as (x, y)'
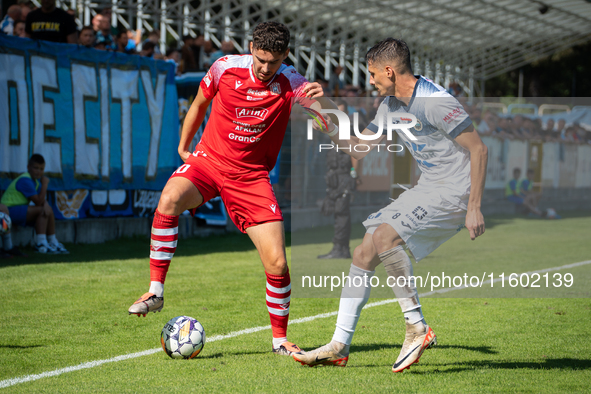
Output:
(506, 168), (546, 218)
(0, 154), (69, 254)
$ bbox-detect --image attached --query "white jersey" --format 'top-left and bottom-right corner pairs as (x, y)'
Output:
(368, 76), (473, 208)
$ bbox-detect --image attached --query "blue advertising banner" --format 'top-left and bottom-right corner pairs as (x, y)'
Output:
(0, 35), (180, 191)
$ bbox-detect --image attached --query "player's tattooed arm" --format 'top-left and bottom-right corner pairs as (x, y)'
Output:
(456, 125), (488, 240)
(178, 88), (212, 162)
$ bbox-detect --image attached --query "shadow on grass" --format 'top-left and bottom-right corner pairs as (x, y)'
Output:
(410, 358), (591, 373)
(348, 343), (497, 355)
(0, 231), (265, 268)
(0, 345), (45, 349)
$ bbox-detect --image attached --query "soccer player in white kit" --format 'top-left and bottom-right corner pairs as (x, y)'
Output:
(294, 38), (488, 372)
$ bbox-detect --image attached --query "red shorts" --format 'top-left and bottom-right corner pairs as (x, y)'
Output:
(170, 154), (282, 233)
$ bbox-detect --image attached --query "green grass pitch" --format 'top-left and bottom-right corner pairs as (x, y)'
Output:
(1, 212), (590, 393)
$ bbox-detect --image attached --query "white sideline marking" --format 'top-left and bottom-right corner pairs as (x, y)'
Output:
(1, 260), (589, 389)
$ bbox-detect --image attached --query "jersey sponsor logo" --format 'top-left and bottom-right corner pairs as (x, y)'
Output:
(235, 80), (243, 89)
(270, 204), (277, 213)
(192, 151), (207, 157)
(443, 107), (464, 124)
(270, 82), (281, 95)
(401, 221), (412, 230)
(247, 95), (264, 101)
(228, 133), (261, 143)
(412, 206), (427, 220)
(247, 89), (268, 96)
(236, 107), (269, 120)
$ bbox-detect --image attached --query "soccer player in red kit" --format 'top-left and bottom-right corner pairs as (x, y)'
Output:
(128, 22), (325, 356)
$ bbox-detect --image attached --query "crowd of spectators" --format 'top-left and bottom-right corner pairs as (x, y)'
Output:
(0, 1), (240, 76)
(464, 106), (591, 144)
(3, 2), (591, 142)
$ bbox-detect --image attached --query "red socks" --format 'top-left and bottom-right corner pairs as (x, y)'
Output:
(265, 269), (291, 339)
(149, 209), (179, 283)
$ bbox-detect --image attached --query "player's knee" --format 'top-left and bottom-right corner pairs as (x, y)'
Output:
(353, 245), (368, 264)
(372, 224), (402, 252)
(158, 190), (181, 213)
(44, 202), (53, 217)
(265, 255), (288, 275)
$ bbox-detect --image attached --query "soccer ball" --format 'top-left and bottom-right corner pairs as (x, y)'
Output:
(0, 212), (11, 235)
(161, 316), (205, 359)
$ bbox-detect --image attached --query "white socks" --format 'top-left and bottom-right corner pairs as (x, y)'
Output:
(36, 234), (47, 245)
(380, 246), (425, 325)
(149, 281), (164, 297)
(272, 337), (287, 349)
(332, 264), (374, 346)
(47, 234), (57, 245)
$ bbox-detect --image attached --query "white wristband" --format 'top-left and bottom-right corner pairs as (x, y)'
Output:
(327, 124), (339, 137)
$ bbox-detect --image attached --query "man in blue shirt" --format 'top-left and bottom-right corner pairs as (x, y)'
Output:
(1, 154), (68, 254)
(506, 168), (543, 217)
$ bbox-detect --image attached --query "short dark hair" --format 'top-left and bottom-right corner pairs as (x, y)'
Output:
(252, 22), (290, 53)
(143, 41), (156, 51)
(80, 25), (94, 34)
(29, 154), (45, 166)
(116, 27), (128, 39)
(366, 38), (413, 74)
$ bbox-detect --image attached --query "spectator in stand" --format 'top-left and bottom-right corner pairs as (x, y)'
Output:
(95, 12), (115, 50)
(510, 114), (526, 139)
(574, 124), (587, 144)
(93, 39), (108, 50)
(78, 25), (95, 47)
(555, 118), (566, 138)
(180, 35), (198, 73)
(471, 107), (482, 130)
(562, 126), (576, 142)
(92, 13), (101, 33)
(25, 0), (77, 43)
(114, 27), (135, 54)
(506, 168), (544, 217)
(496, 117), (513, 140)
(1, 4), (22, 35)
(165, 47), (181, 75)
(328, 65), (345, 97)
(211, 40), (237, 63)
(201, 39), (215, 69)
(477, 110), (496, 136)
(18, 0), (35, 21)
(142, 30), (162, 57)
(189, 33), (204, 67)
(0, 154), (69, 254)
(125, 29), (139, 52)
(448, 81), (464, 97)
(543, 118), (555, 140)
(100, 7), (117, 35)
(13, 20), (26, 37)
(315, 78), (329, 96)
(140, 41), (156, 57)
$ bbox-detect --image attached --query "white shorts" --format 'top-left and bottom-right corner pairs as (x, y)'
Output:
(363, 185), (468, 261)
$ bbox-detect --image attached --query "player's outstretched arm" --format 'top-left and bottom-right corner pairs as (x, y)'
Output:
(312, 112), (386, 160)
(178, 88), (212, 162)
(456, 125), (488, 240)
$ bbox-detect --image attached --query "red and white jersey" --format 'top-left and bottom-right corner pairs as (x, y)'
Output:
(198, 54), (309, 173)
